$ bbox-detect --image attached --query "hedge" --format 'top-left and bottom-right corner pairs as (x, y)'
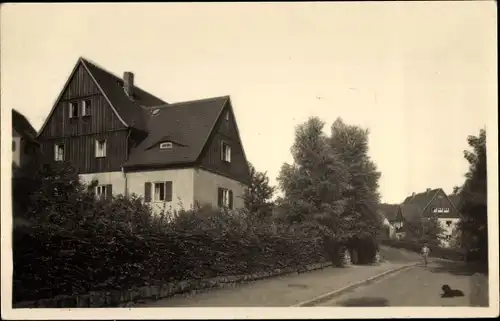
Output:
(13, 205), (329, 303)
(380, 239), (464, 261)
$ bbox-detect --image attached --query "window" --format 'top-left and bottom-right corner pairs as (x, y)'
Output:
(69, 101), (78, 118)
(12, 140), (16, 152)
(218, 187), (233, 209)
(96, 185), (107, 199)
(95, 140), (107, 158)
(82, 99), (92, 116)
(443, 208), (450, 213)
(225, 111), (230, 121)
(446, 220), (452, 227)
(152, 181), (173, 202)
(432, 207), (450, 214)
(221, 141), (231, 162)
(160, 142), (173, 149)
(54, 143), (65, 161)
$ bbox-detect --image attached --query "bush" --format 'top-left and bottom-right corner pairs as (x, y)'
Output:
(13, 194), (328, 302)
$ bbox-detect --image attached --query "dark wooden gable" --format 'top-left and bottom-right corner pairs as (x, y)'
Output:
(422, 189), (461, 219)
(38, 61), (126, 139)
(198, 102), (251, 185)
(37, 60), (129, 174)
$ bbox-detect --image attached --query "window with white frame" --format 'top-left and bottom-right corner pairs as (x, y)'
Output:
(153, 181), (173, 202)
(221, 141), (231, 162)
(443, 208), (450, 213)
(69, 101), (78, 118)
(159, 142), (173, 149)
(95, 140), (107, 158)
(54, 143), (65, 161)
(218, 187), (233, 209)
(96, 185), (108, 199)
(432, 207), (450, 213)
(82, 99), (92, 116)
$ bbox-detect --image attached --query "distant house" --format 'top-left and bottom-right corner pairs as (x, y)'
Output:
(36, 57), (251, 214)
(399, 188), (461, 248)
(377, 203), (402, 239)
(12, 109), (40, 172)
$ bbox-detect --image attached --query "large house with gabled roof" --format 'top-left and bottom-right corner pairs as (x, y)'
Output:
(37, 57), (251, 214)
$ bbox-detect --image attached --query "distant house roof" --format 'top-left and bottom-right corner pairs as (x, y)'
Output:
(399, 204), (423, 223)
(377, 203), (399, 222)
(124, 96), (230, 169)
(12, 109), (38, 144)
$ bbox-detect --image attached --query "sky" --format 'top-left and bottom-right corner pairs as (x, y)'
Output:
(1, 2), (496, 204)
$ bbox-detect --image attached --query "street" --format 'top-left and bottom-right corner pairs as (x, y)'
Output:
(317, 260), (483, 307)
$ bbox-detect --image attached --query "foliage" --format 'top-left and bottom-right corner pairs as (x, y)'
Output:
(329, 118), (382, 240)
(455, 128), (487, 264)
(243, 162), (276, 220)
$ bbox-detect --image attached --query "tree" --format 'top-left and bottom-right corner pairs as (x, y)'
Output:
(455, 128), (487, 263)
(329, 118), (382, 239)
(277, 117), (352, 235)
(243, 162), (276, 220)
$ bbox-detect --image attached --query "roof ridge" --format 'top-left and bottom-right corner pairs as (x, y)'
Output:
(149, 95), (230, 109)
(80, 57), (168, 104)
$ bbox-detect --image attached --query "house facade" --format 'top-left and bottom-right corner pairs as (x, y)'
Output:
(37, 57), (251, 214)
(12, 109), (40, 172)
(400, 188), (461, 248)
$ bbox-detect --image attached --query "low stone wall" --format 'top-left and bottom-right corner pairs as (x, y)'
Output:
(13, 261), (333, 308)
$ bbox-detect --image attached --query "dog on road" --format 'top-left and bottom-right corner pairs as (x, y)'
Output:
(441, 284), (465, 298)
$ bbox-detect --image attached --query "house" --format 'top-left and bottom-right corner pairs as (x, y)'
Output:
(377, 203), (401, 239)
(12, 109), (40, 172)
(399, 188), (461, 248)
(36, 57), (251, 214)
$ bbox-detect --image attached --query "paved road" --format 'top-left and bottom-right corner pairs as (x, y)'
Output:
(317, 260), (484, 307)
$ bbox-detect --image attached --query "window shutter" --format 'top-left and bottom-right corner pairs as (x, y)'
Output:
(165, 181), (173, 202)
(106, 184), (113, 199)
(145, 182), (152, 202)
(229, 190), (233, 209)
(218, 188), (223, 207)
(54, 144), (58, 160)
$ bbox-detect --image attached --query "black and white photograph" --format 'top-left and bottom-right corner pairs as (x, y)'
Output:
(1, 2), (498, 319)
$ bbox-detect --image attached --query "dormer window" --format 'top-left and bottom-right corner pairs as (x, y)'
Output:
(69, 102), (78, 118)
(225, 110), (230, 121)
(160, 142), (173, 149)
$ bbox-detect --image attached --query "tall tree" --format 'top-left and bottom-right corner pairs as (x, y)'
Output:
(329, 118), (382, 240)
(456, 128), (487, 263)
(243, 162), (276, 220)
(277, 117), (352, 239)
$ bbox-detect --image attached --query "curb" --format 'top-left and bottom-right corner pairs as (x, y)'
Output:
(291, 263), (419, 307)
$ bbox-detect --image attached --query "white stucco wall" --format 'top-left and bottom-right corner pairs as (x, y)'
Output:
(193, 168), (247, 210)
(438, 217), (460, 248)
(126, 168), (195, 215)
(79, 171), (126, 195)
(12, 136), (21, 167)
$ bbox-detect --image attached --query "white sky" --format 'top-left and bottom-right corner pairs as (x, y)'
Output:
(1, 2), (496, 203)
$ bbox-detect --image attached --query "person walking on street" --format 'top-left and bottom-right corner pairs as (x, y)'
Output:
(421, 243), (430, 267)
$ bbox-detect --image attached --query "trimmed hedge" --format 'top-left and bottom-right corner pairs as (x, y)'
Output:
(13, 205), (328, 303)
(380, 239), (464, 261)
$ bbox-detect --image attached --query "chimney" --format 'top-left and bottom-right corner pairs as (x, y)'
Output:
(123, 72), (134, 99)
(412, 192), (416, 197)
(426, 188), (431, 194)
